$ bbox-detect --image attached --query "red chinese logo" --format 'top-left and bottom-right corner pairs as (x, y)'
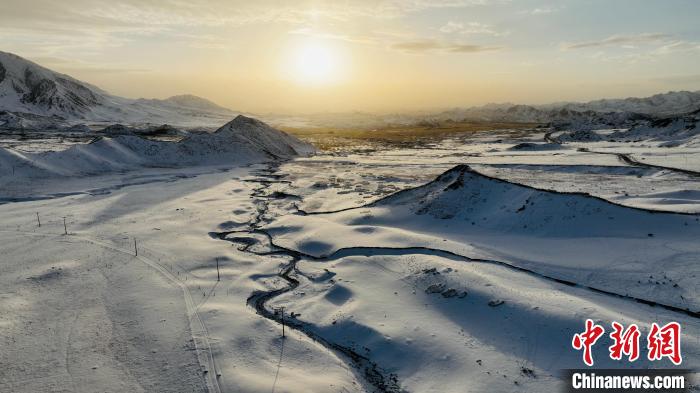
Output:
(572, 319), (606, 366)
(572, 320), (682, 366)
(647, 322), (682, 365)
(609, 322), (640, 362)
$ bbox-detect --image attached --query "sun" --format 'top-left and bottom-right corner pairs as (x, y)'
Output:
(292, 41), (338, 85)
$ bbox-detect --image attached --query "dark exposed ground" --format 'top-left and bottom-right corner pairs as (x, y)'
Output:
(280, 121), (541, 151)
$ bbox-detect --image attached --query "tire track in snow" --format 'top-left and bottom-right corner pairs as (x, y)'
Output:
(0, 229), (222, 393)
(600, 151), (700, 178)
(543, 131), (700, 177)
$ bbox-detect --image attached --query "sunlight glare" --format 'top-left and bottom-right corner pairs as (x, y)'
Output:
(293, 41), (338, 85)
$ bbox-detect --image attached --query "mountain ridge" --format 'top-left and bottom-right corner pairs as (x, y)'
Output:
(0, 51), (236, 127)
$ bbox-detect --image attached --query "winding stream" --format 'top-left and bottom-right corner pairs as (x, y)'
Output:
(213, 163), (403, 393)
(211, 159), (699, 393)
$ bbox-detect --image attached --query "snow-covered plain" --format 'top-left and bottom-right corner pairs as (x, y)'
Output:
(0, 165), (363, 393)
(1, 122), (699, 392)
(259, 128), (700, 391)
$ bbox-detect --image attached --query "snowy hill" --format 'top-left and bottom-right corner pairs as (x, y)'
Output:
(0, 110), (70, 130)
(0, 115), (314, 181)
(606, 108), (700, 146)
(553, 107), (700, 145)
(158, 94), (230, 112)
(0, 51), (236, 127)
(267, 164), (700, 312)
(334, 91), (694, 131)
(0, 51), (105, 118)
(435, 91), (700, 123)
(214, 115), (314, 158)
(557, 91), (700, 116)
(433, 104), (652, 129)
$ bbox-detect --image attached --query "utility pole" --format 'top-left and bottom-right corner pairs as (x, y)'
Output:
(134, 238), (138, 256)
(63, 217), (67, 235)
(216, 258), (220, 281)
(36, 212), (41, 227)
(281, 306), (285, 338)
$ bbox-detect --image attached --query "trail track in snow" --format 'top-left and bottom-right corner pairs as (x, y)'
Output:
(605, 151), (700, 178)
(0, 229), (222, 393)
(542, 130), (700, 177)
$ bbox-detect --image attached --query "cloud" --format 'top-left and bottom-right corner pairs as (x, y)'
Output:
(653, 40), (700, 55)
(575, 38), (700, 64)
(562, 33), (670, 50)
(1, 0), (504, 31)
(288, 27), (382, 46)
(391, 39), (500, 53)
(440, 21), (465, 34)
(439, 21), (507, 36)
(516, 5), (563, 16)
(448, 43), (501, 53)
(561, 32), (700, 64)
(0, 0), (508, 58)
(289, 26), (503, 55)
(530, 6), (558, 15)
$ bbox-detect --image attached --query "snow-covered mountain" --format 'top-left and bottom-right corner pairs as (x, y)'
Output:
(550, 106), (700, 146)
(4, 49), (698, 132)
(0, 51), (236, 127)
(435, 105), (647, 125)
(280, 91), (699, 131)
(317, 92), (696, 130)
(554, 91), (700, 116)
(427, 105), (653, 132)
(0, 51), (106, 118)
(433, 91), (700, 124)
(157, 94), (231, 112)
(0, 115), (314, 180)
(598, 108), (699, 146)
(268, 164), (700, 311)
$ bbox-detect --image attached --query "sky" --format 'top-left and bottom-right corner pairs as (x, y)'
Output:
(2, 0), (700, 114)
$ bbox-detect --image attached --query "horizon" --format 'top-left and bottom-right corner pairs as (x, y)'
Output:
(3, 1), (700, 114)
(5, 46), (700, 117)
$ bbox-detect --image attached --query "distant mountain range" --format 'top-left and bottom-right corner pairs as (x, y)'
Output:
(430, 91), (700, 127)
(431, 105), (651, 128)
(266, 91), (700, 131)
(549, 91), (700, 116)
(0, 51), (236, 128)
(2, 50), (700, 131)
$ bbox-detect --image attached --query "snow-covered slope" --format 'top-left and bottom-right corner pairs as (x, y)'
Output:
(552, 108), (700, 145)
(0, 110), (70, 130)
(557, 91), (700, 116)
(256, 161), (700, 392)
(607, 108), (700, 146)
(270, 91), (700, 130)
(433, 91), (699, 124)
(433, 105), (651, 130)
(267, 164), (700, 312)
(158, 94), (231, 112)
(0, 51), (106, 118)
(0, 115), (314, 180)
(308, 91), (693, 131)
(0, 51), (235, 127)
